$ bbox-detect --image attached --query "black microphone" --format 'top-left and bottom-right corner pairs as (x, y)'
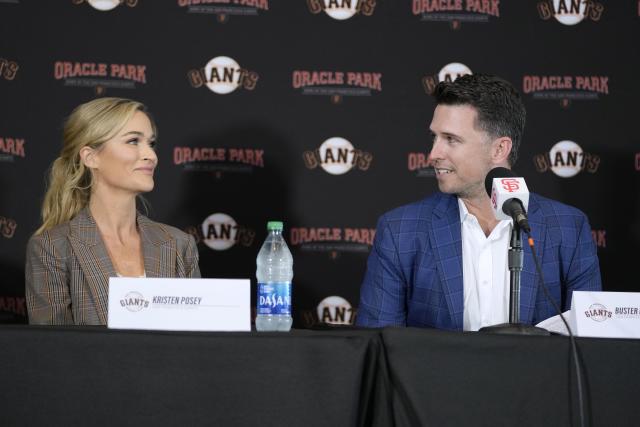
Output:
(484, 167), (531, 233)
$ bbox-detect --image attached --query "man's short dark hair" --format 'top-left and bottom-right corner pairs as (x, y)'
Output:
(432, 74), (526, 166)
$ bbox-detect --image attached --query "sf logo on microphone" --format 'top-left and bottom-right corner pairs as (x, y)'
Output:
(500, 178), (520, 192)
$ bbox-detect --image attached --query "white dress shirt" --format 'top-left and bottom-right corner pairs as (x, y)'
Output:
(459, 199), (512, 331)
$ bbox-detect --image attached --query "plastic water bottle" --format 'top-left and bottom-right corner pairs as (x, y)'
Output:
(255, 221), (293, 332)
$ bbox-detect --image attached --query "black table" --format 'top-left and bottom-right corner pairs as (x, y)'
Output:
(1, 325), (639, 427)
(381, 327), (640, 427)
(0, 326), (384, 427)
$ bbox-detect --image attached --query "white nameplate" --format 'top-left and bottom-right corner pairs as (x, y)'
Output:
(108, 278), (250, 332)
(570, 291), (640, 339)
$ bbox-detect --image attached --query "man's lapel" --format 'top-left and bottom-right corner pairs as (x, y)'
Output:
(520, 194), (545, 324)
(67, 208), (116, 324)
(428, 194), (464, 330)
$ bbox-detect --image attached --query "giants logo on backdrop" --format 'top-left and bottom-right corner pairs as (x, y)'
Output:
(307, 0), (376, 20)
(408, 151), (435, 177)
(0, 215), (17, 239)
(178, 0), (269, 23)
(537, 0), (604, 25)
(0, 137), (25, 163)
(292, 70), (382, 104)
(303, 137), (373, 175)
(173, 146), (264, 178)
(533, 140), (600, 178)
(289, 226), (375, 259)
(0, 58), (19, 80)
(53, 61), (147, 95)
(635, 153), (640, 171)
(422, 62), (471, 95)
(302, 296), (356, 327)
(185, 213), (255, 251)
(72, 0), (138, 11)
(592, 229), (606, 248)
(412, 0), (500, 30)
(0, 296), (26, 317)
(188, 56), (258, 94)
(522, 75), (609, 108)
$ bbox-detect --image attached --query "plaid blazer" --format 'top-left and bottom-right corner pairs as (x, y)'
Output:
(25, 208), (201, 325)
(356, 192), (602, 330)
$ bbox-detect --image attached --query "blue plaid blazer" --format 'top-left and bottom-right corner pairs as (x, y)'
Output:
(356, 192), (602, 330)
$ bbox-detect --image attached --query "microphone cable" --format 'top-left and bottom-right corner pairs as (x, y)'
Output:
(526, 233), (587, 427)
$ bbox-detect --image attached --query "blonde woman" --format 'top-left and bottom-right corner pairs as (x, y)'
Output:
(26, 97), (200, 325)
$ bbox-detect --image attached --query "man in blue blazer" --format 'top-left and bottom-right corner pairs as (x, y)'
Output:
(356, 74), (601, 330)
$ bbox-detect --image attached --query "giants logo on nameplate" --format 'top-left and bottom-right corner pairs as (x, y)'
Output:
(188, 56), (258, 94)
(408, 151), (435, 178)
(120, 291), (150, 312)
(533, 140), (600, 178)
(522, 74), (609, 108)
(584, 303), (612, 322)
(0, 215), (17, 239)
(185, 213), (255, 251)
(173, 146), (264, 179)
(412, 0), (500, 30)
(53, 60), (147, 95)
(0, 136), (25, 163)
(178, 0), (269, 23)
(292, 69), (382, 104)
(73, 0), (138, 11)
(0, 58), (19, 81)
(307, 0), (376, 20)
(303, 137), (373, 175)
(289, 226), (375, 259)
(422, 63), (471, 95)
(537, 0), (604, 25)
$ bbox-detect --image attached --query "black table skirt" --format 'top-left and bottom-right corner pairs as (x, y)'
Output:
(0, 326), (385, 427)
(381, 327), (640, 427)
(1, 325), (639, 427)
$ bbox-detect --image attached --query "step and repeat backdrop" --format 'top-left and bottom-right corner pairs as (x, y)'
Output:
(1, 1), (639, 325)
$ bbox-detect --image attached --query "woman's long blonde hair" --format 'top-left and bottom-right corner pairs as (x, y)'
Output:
(36, 97), (155, 235)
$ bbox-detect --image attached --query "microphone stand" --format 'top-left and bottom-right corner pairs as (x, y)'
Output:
(509, 222), (523, 324)
(480, 222), (549, 335)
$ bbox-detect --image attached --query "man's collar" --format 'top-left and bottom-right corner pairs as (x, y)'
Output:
(457, 197), (470, 223)
(457, 197), (512, 231)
